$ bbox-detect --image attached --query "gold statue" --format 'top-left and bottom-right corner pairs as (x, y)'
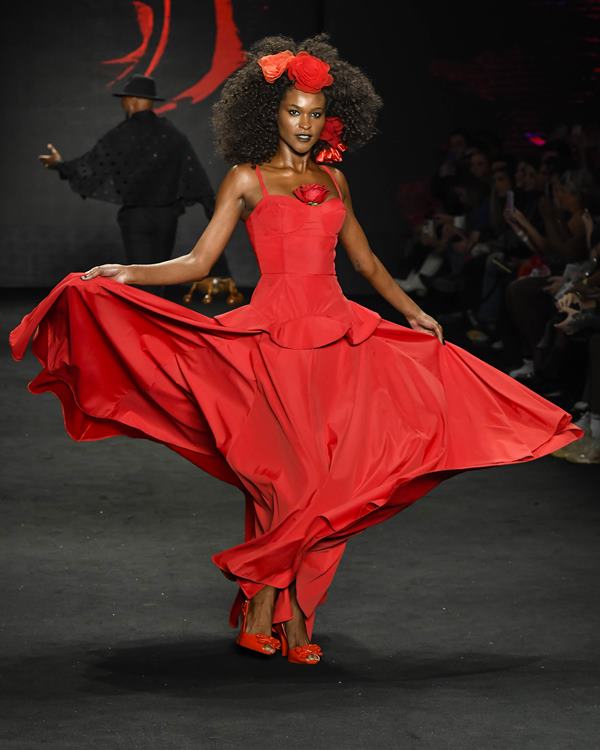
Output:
(183, 276), (245, 306)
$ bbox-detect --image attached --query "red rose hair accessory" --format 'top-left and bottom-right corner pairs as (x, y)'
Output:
(315, 115), (348, 164)
(257, 50), (295, 83)
(286, 51), (333, 93)
(257, 50), (334, 93)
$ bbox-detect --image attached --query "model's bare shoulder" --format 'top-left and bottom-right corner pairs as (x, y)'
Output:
(329, 166), (352, 210)
(229, 163), (258, 191)
(328, 166), (350, 201)
(328, 165), (346, 181)
(215, 163), (257, 202)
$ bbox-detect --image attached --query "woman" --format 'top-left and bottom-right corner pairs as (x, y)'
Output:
(506, 169), (594, 381)
(464, 167), (520, 343)
(10, 34), (583, 665)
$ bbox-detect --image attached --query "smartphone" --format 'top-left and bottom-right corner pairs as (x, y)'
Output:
(506, 190), (514, 213)
(422, 219), (435, 237)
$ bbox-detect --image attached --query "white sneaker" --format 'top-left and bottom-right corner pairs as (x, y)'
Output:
(509, 359), (534, 379)
(394, 269), (418, 288)
(573, 401), (589, 412)
(394, 270), (427, 295)
(574, 411), (591, 432)
(419, 252), (444, 278)
(563, 435), (600, 464)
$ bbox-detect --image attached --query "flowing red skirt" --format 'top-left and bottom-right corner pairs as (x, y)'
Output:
(9, 274), (583, 637)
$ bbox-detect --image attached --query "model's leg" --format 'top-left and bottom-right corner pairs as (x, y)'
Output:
(284, 582), (320, 661)
(117, 206), (149, 265)
(244, 584), (277, 652)
(148, 206), (181, 298)
(116, 205), (180, 297)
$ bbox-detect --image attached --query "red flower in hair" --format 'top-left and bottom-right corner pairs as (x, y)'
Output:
(319, 116), (345, 146)
(257, 50), (294, 83)
(286, 51), (334, 93)
(315, 144), (347, 164)
(315, 115), (347, 163)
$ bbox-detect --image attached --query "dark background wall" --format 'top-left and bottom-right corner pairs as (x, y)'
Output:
(1, 0), (596, 291)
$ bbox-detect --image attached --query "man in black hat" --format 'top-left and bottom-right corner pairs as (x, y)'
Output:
(39, 74), (230, 287)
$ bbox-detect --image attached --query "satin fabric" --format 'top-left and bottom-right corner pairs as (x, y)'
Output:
(9, 164), (583, 638)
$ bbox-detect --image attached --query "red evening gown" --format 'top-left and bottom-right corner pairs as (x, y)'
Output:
(9, 164), (583, 638)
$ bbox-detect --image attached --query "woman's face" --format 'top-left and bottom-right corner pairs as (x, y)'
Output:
(449, 133), (466, 157)
(522, 165), (538, 192)
(538, 164), (551, 192)
(277, 88), (327, 155)
(534, 168), (548, 193)
(556, 182), (580, 213)
(470, 152), (490, 180)
(453, 186), (468, 206)
(515, 161), (527, 188)
(493, 171), (511, 197)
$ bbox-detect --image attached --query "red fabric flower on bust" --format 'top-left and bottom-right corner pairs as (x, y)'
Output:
(257, 50), (295, 83)
(315, 116), (348, 164)
(293, 183), (330, 205)
(286, 51), (334, 93)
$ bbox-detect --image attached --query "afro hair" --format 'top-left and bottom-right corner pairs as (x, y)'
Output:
(212, 33), (383, 166)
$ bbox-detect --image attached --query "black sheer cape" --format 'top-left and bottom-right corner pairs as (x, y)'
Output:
(55, 110), (215, 218)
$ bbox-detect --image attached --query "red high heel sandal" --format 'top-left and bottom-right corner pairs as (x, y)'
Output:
(274, 623), (323, 665)
(236, 599), (281, 656)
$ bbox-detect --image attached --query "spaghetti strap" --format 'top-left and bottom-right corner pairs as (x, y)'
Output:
(319, 165), (343, 200)
(254, 164), (269, 197)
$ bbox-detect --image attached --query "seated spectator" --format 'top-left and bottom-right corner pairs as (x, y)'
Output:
(466, 166), (528, 342)
(394, 176), (467, 296)
(548, 221), (600, 463)
(468, 148), (493, 187)
(395, 123), (600, 445)
(505, 168), (598, 382)
(420, 173), (493, 300)
(514, 154), (544, 216)
(396, 159), (497, 296)
(437, 129), (471, 179)
(430, 129), (472, 216)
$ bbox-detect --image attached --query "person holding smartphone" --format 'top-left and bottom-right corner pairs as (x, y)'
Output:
(506, 169), (593, 381)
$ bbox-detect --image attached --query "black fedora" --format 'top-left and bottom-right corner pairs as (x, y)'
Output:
(112, 74), (165, 101)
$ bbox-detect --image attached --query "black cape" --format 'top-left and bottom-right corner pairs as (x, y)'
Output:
(55, 110), (215, 218)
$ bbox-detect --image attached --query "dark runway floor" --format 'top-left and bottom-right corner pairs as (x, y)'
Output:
(2, 287), (599, 749)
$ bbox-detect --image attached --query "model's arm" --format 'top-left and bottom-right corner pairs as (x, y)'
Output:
(333, 168), (444, 344)
(81, 165), (250, 286)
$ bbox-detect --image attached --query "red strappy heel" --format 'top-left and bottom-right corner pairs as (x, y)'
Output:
(274, 622), (323, 665)
(236, 599), (281, 656)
